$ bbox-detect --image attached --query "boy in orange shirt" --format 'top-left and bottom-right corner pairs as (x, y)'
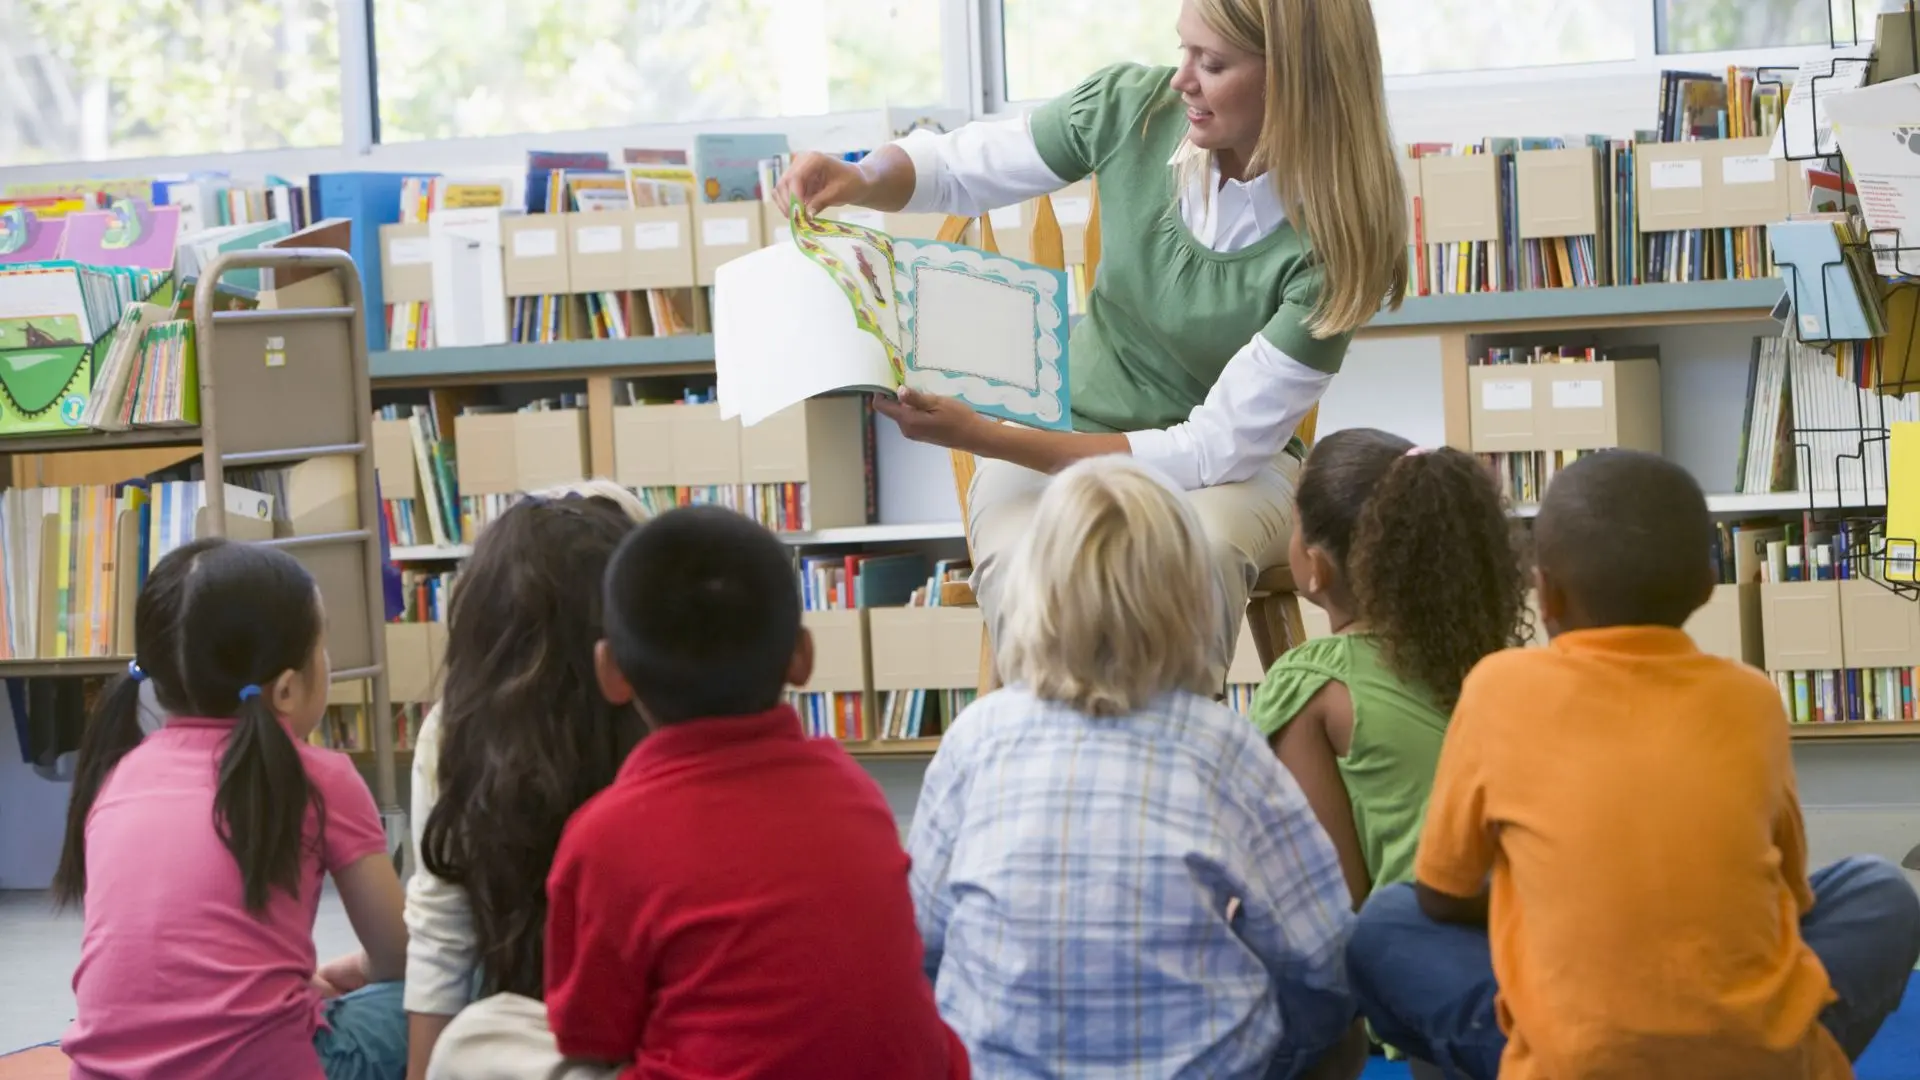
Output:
(1346, 450), (1920, 1080)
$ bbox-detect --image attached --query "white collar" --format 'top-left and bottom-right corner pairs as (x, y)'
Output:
(1168, 143), (1287, 229)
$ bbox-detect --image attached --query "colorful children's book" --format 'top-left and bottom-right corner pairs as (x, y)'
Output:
(58, 200), (182, 271)
(715, 203), (1071, 431)
(0, 209), (67, 265)
(694, 134), (790, 202)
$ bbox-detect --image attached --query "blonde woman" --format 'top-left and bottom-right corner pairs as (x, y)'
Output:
(403, 480), (648, 1080)
(777, 0), (1405, 682)
(906, 456), (1366, 1079)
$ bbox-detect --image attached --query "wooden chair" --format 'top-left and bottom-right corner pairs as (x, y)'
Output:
(939, 183), (1313, 693)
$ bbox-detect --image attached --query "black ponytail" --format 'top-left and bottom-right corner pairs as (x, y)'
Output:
(174, 544), (325, 914)
(53, 536), (225, 909)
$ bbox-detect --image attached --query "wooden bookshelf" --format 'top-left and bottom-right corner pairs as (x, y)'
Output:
(0, 656), (134, 678)
(1366, 279), (1784, 333)
(370, 335), (715, 386)
(1789, 721), (1920, 740)
(852, 738), (944, 758)
(0, 428), (205, 455)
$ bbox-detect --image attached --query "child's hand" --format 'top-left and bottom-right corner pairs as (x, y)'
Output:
(315, 951), (370, 997)
(873, 387), (984, 451)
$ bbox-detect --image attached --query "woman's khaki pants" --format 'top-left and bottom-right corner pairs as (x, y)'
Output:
(967, 452), (1301, 688)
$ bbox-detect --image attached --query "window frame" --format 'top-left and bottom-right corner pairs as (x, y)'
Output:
(0, 0), (1879, 181)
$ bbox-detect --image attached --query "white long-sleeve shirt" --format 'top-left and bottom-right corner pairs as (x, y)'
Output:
(402, 706), (477, 1016)
(895, 118), (1334, 490)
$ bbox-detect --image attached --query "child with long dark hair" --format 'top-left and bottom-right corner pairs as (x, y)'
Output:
(57, 539), (409, 1080)
(404, 485), (647, 1077)
(1251, 428), (1527, 905)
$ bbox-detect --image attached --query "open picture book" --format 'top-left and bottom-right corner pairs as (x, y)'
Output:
(714, 202), (1071, 429)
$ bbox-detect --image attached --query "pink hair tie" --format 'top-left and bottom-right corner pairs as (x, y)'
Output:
(1405, 446), (1434, 457)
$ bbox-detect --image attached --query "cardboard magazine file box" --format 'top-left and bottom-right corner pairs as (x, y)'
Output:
(737, 397), (867, 531)
(1467, 366), (1546, 453)
(371, 417), (420, 502)
(1515, 147), (1600, 240)
(1398, 157), (1422, 245)
(1759, 581), (1845, 673)
(455, 409), (588, 496)
(1705, 137), (1800, 230)
(869, 606), (988, 692)
(1839, 577), (1920, 669)
(1635, 142), (1712, 235)
(693, 203), (765, 286)
(378, 223), (434, 305)
(610, 402), (743, 489)
(796, 608), (874, 707)
(1418, 155), (1502, 245)
(628, 206), (697, 291)
(1535, 358), (1662, 454)
(762, 202), (796, 247)
(987, 203), (1033, 263)
(384, 622), (436, 703)
(567, 210), (638, 295)
(453, 413), (521, 497)
(500, 215), (572, 298)
(1684, 583), (1763, 666)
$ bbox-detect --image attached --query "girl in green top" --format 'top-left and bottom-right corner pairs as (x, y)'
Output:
(1251, 428), (1527, 906)
(776, 0), (1408, 687)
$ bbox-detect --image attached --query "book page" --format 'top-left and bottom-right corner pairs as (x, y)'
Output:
(893, 240), (1070, 430)
(790, 208), (906, 381)
(713, 243), (896, 427)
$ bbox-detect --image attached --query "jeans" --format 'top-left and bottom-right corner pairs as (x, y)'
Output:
(317, 982), (409, 1080)
(1347, 856), (1920, 1080)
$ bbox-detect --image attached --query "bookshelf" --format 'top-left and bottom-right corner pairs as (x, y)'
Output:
(0, 250), (400, 807)
(370, 336), (715, 384)
(1367, 279), (1786, 333)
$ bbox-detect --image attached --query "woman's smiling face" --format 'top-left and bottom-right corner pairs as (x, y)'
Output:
(1168, 0), (1267, 168)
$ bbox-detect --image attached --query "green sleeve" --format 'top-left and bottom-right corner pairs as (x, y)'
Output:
(1260, 262), (1354, 375)
(1247, 636), (1351, 739)
(1029, 63), (1178, 183)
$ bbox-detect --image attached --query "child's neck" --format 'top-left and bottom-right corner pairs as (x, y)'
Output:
(1310, 582), (1363, 636)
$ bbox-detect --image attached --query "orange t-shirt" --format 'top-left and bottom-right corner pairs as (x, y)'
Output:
(1416, 627), (1848, 1080)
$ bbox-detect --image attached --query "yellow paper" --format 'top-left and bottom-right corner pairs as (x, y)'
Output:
(1887, 421), (1920, 581)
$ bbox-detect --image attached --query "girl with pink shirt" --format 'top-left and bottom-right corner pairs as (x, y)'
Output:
(54, 538), (410, 1079)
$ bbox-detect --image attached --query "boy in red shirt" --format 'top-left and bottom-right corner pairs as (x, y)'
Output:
(427, 505), (966, 1080)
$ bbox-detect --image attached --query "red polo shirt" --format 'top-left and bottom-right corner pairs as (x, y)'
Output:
(545, 705), (967, 1080)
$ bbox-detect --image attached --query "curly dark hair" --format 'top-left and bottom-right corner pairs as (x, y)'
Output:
(1297, 428), (1528, 708)
(420, 494), (646, 1000)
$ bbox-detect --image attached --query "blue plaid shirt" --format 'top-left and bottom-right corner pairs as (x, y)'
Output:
(907, 688), (1356, 1080)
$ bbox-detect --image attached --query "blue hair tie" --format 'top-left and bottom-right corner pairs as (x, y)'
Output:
(127, 660), (147, 683)
(237, 685), (263, 702)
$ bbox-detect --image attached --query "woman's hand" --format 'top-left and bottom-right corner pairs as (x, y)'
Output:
(873, 387), (987, 452)
(774, 152), (873, 216)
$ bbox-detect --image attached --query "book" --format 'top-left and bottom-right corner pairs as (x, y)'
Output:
(0, 209), (66, 265)
(57, 200), (182, 272)
(1769, 217), (1885, 342)
(715, 204), (1072, 432)
(694, 134), (789, 203)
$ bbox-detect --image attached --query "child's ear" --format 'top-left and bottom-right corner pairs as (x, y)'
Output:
(1533, 566), (1566, 640)
(267, 668), (302, 717)
(1305, 546), (1338, 597)
(594, 640), (634, 706)
(786, 627), (814, 691)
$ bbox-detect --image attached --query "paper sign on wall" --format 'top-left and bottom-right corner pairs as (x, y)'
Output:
(1481, 380), (1533, 412)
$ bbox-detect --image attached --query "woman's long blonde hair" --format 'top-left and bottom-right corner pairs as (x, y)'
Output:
(1192, 0), (1407, 336)
(997, 457), (1220, 716)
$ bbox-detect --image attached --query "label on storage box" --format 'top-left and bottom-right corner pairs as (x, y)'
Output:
(575, 225), (622, 255)
(1550, 379), (1604, 410)
(512, 228), (559, 259)
(1722, 154), (1776, 186)
(387, 237), (432, 266)
(988, 204), (1023, 229)
(633, 221), (682, 250)
(836, 209), (884, 230)
(1480, 379), (1533, 412)
(702, 218), (751, 247)
(1052, 196), (1092, 226)
(1650, 159), (1704, 190)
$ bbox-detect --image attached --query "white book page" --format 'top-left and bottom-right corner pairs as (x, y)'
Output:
(714, 244), (896, 427)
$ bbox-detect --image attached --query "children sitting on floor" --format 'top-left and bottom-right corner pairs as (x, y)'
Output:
(427, 505), (966, 1080)
(1251, 430), (1526, 905)
(1346, 449), (1920, 1080)
(405, 485), (647, 1078)
(57, 539), (409, 1080)
(907, 456), (1367, 1080)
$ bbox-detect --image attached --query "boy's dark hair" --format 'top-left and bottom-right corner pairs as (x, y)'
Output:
(1299, 428), (1529, 707)
(56, 539), (325, 914)
(1534, 449), (1714, 628)
(421, 494), (645, 1001)
(603, 506), (799, 725)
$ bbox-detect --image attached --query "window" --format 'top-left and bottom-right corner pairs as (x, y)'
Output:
(0, 0), (341, 164)
(998, 0), (1637, 103)
(1658, 0), (1883, 53)
(373, 0), (944, 143)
